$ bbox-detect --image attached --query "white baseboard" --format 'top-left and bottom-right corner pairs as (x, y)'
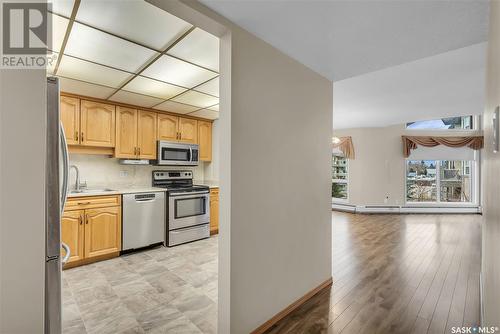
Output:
(332, 203), (482, 214)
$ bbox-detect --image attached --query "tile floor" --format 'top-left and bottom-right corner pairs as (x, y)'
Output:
(62, 236), (218, 334)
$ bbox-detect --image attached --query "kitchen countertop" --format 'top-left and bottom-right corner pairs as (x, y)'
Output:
(194, 180), (219, 189)
(67, 186), (167, 198)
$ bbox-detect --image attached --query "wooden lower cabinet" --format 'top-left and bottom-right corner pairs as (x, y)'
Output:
(84, 206), (121, 259)
(61, 195), (121, 269)
(210, 188), (219, 235)
(61, 210), (85, 264)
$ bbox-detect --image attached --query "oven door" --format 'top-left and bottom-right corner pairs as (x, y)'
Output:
(157, 141), (197, 165)
(168, 191), (210, 230)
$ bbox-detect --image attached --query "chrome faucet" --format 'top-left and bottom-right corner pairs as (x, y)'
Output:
(70, 165), (84, 193)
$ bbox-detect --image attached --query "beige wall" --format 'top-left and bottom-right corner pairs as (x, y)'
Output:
(147, 1), (333, 333)
(482, 0), (500, 326)
(335, 125), (481, 206)
(0, 70), (46, 332)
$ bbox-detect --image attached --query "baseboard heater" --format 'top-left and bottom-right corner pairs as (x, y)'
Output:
(332, 203), (482, 214)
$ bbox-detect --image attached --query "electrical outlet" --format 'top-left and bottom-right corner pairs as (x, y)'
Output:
(119, 170), (128, 178)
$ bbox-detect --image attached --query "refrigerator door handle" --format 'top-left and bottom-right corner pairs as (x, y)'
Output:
(60, 124), (69, 213)
(61, 242), (70, 265)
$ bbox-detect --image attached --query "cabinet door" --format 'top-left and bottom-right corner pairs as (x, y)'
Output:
(198, 121), (212, 161)
(210, 189), (219, 234)
(61, 210), (85, 264)
(157, 114), (179, 142)
(178, 117), (198, 144)
(138, 110), (157, 159)
(60, 96), (80, 146)
(115, 106), (138, 158)
(80, 100), (116, 147)
(84, 206), (121, 259)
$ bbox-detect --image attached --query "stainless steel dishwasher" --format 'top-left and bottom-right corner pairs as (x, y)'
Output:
(123, 192), (165, 251)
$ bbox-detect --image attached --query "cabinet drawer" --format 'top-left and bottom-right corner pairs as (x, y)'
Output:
(210, 187), (219, 195)
(65, 195), (121, 210)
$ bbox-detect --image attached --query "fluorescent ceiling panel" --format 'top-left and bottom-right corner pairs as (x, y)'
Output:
(65, 23), (157, 72)
(57, 56), (132, 88)
(171, 91), (219, 108)
(58, 76), (116, 99)
(168, 28), (220, 72)
(194, 77), (219, 97)
(51, 14), (69, 53)
(154, 101), (199, 114)
(75, 1), (192, 50)
(109, 90), (163, 108)
(49, 0), (74, 17)
(123, 76), (186, 100)
(142, 55), (218, 88)
(208, 104), (219, 111)
(189, 109), (219, 120)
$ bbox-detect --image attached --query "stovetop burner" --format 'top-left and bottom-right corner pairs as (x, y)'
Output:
(152, 170), (208, 193)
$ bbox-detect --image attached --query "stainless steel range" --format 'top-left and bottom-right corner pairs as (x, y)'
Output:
(152, 170), (210, 246)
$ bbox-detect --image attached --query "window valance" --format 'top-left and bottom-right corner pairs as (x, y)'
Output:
(332, 136), (355, 159)
(402, 135), (484, 158)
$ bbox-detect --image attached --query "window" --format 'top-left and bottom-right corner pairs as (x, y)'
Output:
(332, 154), (348, 200)
(406, 160), (473, 203)
(406, 160), (437, 202)
(406, 116), (473, 130)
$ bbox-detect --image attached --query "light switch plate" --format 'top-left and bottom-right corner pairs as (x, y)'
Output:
(119, 170), (128, 177)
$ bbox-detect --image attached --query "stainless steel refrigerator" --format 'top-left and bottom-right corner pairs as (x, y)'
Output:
(45, 77), (70, 334)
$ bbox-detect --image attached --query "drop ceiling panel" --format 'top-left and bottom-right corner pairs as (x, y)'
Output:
(58, 77), (116, 99)
(123, 76), (187, 100)
(75, 1), (193, 50)
(171, 91), (219, 108)
(189, 109), (219, 120)
(194, 77), (219, 97)
(109, 90), (163, 108)
(51, 14), (69, 53)
(57, 56), (132, 88)
(65, 22), (158, 72)
(154, 101), (199, 114)
(49, 0), (74, 17)
(168, 28), (220, 71)
(142, 55), (218, 88)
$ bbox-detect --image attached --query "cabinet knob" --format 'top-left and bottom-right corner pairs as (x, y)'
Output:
(75, 131), (79, 141)
(81, 132), (84, 142)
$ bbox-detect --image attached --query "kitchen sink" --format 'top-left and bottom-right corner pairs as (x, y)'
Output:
(70, 188), (116, 194)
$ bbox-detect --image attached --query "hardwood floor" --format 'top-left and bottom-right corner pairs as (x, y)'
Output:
(266, 212), (482, 334)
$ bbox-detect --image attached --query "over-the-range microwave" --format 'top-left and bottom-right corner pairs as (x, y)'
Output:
(156, 140), (199, 166)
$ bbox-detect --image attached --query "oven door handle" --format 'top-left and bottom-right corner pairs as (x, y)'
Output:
(169, 191), (209, 198)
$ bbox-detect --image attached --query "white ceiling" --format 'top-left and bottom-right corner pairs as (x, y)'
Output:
(200, 0), (489, 82)
(332, 43), (486, 129)
(48, 0), (220, 119)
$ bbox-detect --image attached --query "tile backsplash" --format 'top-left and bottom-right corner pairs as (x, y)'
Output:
(68, 154), (205, 189)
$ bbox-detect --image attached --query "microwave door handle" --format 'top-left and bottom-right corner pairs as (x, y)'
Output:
(189, 146), (193, 162)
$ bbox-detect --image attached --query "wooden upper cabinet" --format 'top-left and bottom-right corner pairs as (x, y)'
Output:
(60, 96), (80, 146)
(158, 114), (179, 142)
(61, 210), (85, 264)
(138, 110), (157, 159)
(179, 118), (198, 144)
(80, 100), (115, 147)
(198, 121), (212, 161)
(84, 206), (121, 259)
(115, 107), (138, 158)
